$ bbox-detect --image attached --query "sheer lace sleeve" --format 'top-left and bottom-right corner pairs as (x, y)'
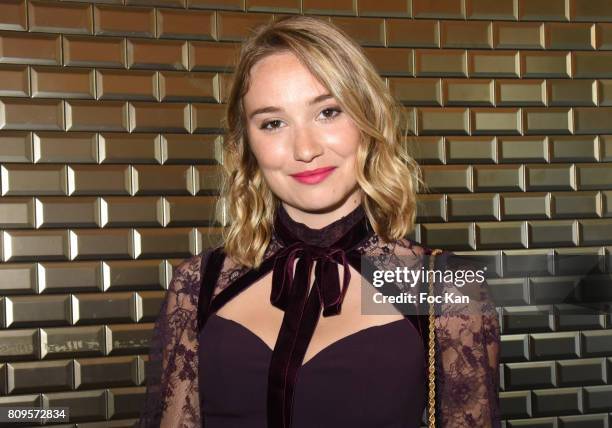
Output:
(434, 252), (501, 428)
(357, 237), (501, 427)
(136, 251), (210, 428)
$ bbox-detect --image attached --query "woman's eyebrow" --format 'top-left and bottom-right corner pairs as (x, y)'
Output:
(247, 93), (333, 120)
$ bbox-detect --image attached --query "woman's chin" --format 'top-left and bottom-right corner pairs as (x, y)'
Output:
(284, 195), (358, 216)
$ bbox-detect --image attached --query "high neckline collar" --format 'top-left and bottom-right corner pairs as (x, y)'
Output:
(274, 203), (368, 248)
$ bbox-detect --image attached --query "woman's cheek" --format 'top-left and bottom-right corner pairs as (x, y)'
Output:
(254, 140), (290, 170)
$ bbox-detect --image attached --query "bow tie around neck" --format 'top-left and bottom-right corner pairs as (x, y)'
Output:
(270, 204), (368, 317)
(271, 242), (352, 317)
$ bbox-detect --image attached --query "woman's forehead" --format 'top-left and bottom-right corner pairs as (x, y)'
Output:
(244, 53), (330, 109)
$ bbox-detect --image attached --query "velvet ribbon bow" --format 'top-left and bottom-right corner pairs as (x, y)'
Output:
(270, 241), (351, 317)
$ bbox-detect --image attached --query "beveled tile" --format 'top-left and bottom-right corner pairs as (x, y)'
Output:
(493, 22), (544, 49)
(421, 164), (471, 192)
(471, 108), (521, 135)
(1, 98), (64, 131)
(127, 39), (188, 71)
(501, 193), (549, 219)
(468, 50), (519, 77)
(545, 22), (595, 50)
(31, 67), (94, 99)
(191, 103), (226, 133)
(445, 136), (495, 163)
(67, 164), (131, 196)
(101, 195), (162, 227)
(466, 0), (517, 20)
(0, 65), (29, 97)
(161, 134), (221, 164)
(132, 165), (192, 195)
(496, 80), (546, 106)
(36, 196), (99, 228)
(440, 20), (492, 49)
(28, 1), (92, 34)
(164, 195), (220, 226)
(417, 107), (469, 135)
(364, 47), (414, 76)
(33, 132), (98, 163)
(0, 31), (61, 65)
(330, 17), (385, 47)
(0, 131), (33, 162)
(388, 77), (441, 106)
(474, 164), (523, 192)
(38, 261), (102, 294)
(41, 326), (106, 359)
(76, 355), (138, 388)
(0, 0), (27, 31)
(386, 19), (437, 48)
(63, 35), (126, 68)
(5, 295), (72, 328)
(518, 0), (568, 21)
(96, 69), (157, 101)
(94, 4), (155, 37)
(157, 8), (216, 40)
(521, 51), (571, 78)
(129, 102), (189, 133)
(0, 262), (37, 294)
(413, 0), (464, 19)
(523, 108), (572, 135)
(0, 197), (35, 228)
(547, 79), (596, 106)
(1, 164), (67, 196)
(444, 78), (494, 106)
(159, 71), (218, 102)
(189, 40), (240, 72)
(134, 227), (194, 258)
(99, 133), (160, 164)
(66, 100), (128, 132)
(415, 49), (467, 77)
(3, 229), (70, 262)
(0, 329), (38, 361)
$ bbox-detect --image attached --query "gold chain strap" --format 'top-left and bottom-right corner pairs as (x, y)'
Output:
(427, 249), (443, 428)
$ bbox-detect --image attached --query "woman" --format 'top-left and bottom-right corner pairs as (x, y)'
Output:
(137, 15), (501, 428)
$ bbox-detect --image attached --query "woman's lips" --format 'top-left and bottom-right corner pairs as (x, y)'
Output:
(290, 167), (336, 184)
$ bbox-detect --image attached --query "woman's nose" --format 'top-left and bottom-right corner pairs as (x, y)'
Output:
(292, 127), (323, 162)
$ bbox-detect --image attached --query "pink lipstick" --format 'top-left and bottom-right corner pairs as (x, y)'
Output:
(290, 167), (336, 184)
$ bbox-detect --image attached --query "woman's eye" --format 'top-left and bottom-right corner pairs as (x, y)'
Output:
(260, 119), (283, 131)
(320, 107), (341, 121)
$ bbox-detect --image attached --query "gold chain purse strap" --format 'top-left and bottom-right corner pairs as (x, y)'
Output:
(427, 248), (443, 428)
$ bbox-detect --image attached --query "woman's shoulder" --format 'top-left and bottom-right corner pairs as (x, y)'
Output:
(167, 246), (224, 297)
(170, 245), (254, 302)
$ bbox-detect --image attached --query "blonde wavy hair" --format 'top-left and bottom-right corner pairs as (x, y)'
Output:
(218, 15), (425, 269)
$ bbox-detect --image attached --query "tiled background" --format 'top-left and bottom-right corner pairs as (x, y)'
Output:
(0, 0), (611, 426)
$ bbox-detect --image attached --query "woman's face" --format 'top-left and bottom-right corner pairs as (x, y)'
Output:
(242, 51), (363, 226)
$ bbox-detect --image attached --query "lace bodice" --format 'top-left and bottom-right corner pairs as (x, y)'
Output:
(136, 204), (501, 427)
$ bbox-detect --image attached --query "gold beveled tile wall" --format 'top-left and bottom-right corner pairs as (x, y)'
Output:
(1, 0), (612, 426)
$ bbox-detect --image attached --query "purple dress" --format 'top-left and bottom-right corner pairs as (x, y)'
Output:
(136, 204), (502, 428)
(199, 314), (426, 427)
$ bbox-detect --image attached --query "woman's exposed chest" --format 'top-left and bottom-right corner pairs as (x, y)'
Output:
(214, 260), (407, 365)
